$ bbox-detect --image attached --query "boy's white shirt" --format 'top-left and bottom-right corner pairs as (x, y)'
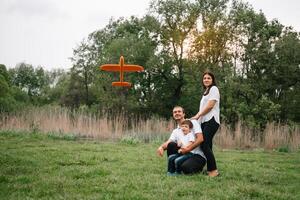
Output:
(169, 120), (206, 159)
(169, 130), (195, 148)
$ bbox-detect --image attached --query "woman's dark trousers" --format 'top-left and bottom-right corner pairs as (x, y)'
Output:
(200, 117), (219, 171)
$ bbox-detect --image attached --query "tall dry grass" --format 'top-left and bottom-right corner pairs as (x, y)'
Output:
(0, 107), (174, 141)
(0, 107), (299, 150)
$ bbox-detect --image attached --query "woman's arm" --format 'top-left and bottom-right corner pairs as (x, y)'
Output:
(191, 100), (216, 120)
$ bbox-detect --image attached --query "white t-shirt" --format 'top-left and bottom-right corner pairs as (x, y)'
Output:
(169, 130), (195, 147)
(171, 120), (206, 159)
(199, 86), (220, 124)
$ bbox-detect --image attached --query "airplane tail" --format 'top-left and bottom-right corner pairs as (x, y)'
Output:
(112, 82), (131, 87)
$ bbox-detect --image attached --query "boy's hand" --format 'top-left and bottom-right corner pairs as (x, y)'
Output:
(180, 147), (190, 154)
(177, 141), (182, 147)
(157, 146), (164, 157)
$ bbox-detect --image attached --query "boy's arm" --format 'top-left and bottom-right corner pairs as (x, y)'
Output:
(180, 133), (204, 154)
(178, 141), (194, 153)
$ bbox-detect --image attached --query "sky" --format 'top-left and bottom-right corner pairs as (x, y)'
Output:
(0, 0), (300, 71)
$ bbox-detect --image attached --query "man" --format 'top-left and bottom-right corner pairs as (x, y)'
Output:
(157, 106), (206, 174)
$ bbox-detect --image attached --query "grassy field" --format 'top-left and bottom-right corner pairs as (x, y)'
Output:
(1, 131), (299, 200)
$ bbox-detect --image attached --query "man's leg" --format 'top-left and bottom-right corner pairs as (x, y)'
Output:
(181, 154), (206, 174)
(167, 142), (179, 157)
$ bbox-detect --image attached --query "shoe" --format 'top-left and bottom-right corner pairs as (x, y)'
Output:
(167, 172), (181, 176)
(167, 172), (174, 176)
(174, 172), (182, 176)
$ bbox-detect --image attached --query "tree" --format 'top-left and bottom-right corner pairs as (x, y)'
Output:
(149, 0), (200, 109)
(9, 63), (48, 100)
(0, 64), (17, 112)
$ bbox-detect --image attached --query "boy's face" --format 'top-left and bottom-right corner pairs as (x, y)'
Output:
(180, 124), (190, 134)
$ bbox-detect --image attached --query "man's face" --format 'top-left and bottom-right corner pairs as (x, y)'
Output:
(173, 107), (185, 121)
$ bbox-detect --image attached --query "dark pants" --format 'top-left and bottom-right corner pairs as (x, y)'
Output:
(168, 153), (193, 173)
(200, 117), (219, 171)
(167, 142), (206, 174)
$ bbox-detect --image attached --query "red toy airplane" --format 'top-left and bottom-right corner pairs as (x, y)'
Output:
(99, 56), (144, 87)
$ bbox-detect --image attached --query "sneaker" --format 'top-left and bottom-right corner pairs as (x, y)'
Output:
(167, 172), (174, 176)
(173, 172), (182, 176)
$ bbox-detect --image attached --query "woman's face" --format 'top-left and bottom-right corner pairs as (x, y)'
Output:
(203, 74), (213, 88)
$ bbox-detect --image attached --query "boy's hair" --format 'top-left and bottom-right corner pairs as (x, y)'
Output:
(181, 120), (193, 129)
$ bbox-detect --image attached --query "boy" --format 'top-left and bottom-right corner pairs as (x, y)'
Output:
(167, 120), (196, 175)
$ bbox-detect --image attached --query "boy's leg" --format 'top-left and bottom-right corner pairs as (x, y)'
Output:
(174, 153), (193, 173)
(167, 142), (180, 157)
(168, 154), (179, 173)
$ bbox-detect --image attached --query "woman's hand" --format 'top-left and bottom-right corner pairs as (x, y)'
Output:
(190, 113), (201, 120)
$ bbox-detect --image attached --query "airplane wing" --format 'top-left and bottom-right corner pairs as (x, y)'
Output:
(123, 65), (144, 72)
(100, 64), (144, 72)
(100, 64), (120, 71)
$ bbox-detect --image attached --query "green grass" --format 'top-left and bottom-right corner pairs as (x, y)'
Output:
(1, 131), (299, 200)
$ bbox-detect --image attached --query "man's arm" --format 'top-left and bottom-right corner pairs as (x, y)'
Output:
(156, 139), (172, 157)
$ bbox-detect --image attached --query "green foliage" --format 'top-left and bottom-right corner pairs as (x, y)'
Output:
(1, 132), (299, 199)
(0, 65), (18, 112)
(1, 0), (299, 129)
(47, 132), (78, 141)
(276, 146), (291, 153)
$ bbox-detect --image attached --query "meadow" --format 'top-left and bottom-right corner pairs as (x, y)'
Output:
(1, 131), (299, 200)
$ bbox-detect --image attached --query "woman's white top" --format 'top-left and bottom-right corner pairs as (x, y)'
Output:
(199, 86), (220, 124)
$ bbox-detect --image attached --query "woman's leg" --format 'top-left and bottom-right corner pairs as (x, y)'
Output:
(200, 117), (219, 173)
(180, 154), (206, 174)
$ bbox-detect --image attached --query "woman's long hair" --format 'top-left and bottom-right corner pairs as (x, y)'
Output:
(202, 71), (217, 96)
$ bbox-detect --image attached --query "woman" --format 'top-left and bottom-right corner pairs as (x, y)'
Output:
(192, 71), (220, 177)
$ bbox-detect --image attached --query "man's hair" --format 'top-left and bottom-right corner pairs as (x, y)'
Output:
(173, 105), (185, 114)
(181, 120), (193, 129)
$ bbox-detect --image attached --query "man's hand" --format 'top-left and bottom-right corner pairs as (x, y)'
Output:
(157, 146), (164, 157)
